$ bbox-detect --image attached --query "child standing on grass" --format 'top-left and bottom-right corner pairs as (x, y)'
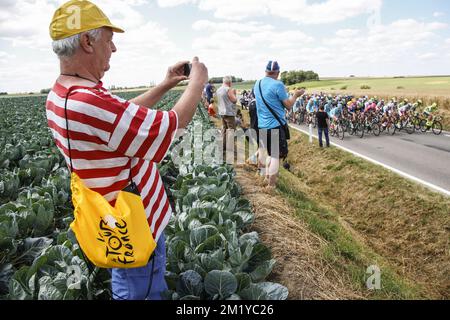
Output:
(236, 109), (245, 128)
(208, 98), (217, 117)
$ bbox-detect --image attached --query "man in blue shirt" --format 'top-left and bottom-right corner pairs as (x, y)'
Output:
(204, 80), (215, 104)
(254, 60), (304, 189)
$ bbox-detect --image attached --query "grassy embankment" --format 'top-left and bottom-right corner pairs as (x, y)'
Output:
(278, 129), (449, 299)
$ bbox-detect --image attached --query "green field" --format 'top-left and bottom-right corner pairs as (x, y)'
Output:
(288, 76), (450, 98)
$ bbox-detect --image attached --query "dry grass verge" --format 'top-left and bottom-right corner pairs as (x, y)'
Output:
(235, 165), (364, 300)
(285, 130), (450, 298)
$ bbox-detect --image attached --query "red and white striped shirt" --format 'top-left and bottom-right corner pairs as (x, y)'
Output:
(46, 81), (178, 242)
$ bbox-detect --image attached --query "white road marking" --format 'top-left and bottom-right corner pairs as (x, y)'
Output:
(290, 124), (450, 197)
(445, 134), (450, 138)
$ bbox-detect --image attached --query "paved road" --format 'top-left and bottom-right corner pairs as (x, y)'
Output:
(290, 123), (450, 196)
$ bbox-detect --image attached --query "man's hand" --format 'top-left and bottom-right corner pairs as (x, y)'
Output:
(162, 60), (190, 89)
(294, 88), (306, 98)
(189, 56), (208, 86)
(172, 57), (208, 128)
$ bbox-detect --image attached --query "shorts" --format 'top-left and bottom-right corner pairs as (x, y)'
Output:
(111, 233), (168, 300)
(258, 126), (288, 159)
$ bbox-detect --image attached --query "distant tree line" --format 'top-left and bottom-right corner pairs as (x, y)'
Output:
(280, 70), (319, 85)
(109, 84), (154, 91)
(0, 92), (7, 95)
(209, 76), (243, 84)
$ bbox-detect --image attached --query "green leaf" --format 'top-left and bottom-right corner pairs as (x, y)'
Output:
(249, 259), (276, 282)
(8, 279), (30, 300)
(239, 283), (269, 300)
(195, 233), (224, 253)
(204, 270), (237, 299)
(0, 215), (18, 249)
(199, 253), (224, 273)
(15, 237), (53, 264)
(38, 277), (63, 300)
(233, 211), (254, 229)
(179, 295), (201, 300)
(27, 255), (48, 280)
(256, 282), (289, 300)
(17, 209), (36, 234)
(32, 202), (54, 235)
(189, 225), (218, 248)
(52, 272), (68, 294)
(176, 270), (204, 298)
(45, 245), (73, 269)
(239, 232), (260, 246)
(235, 272), (251, 293)
(247, 243), (272, 272)
(226, 294), (241, 300)
(0, 263), (14, 296)
(9, 266), (32, 300)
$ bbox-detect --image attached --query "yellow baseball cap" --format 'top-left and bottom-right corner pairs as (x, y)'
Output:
(49, 0), (124, 41)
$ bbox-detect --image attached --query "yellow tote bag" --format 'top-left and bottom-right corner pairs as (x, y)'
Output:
(70, 172), (156, 268)
(62, 88), (155, 269)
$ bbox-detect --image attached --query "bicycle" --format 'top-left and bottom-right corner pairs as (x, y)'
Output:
(420, 115), (443, 135)
(330, 118), (345, 140)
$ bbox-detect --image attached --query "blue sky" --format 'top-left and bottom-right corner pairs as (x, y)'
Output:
(0, 0), (449, 93)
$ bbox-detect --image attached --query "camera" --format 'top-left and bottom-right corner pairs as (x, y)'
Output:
(184, 63), (192, 77)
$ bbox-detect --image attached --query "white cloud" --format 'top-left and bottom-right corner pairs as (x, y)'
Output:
(0, 0), (180, 92)
(192, 20), (274, 33)
(336, 29), (360, 38)
(433, 12), (445, 17)
(270, 0), (382, 25)
(0, 0), (149, 50)
(157, 0), (194, 7)
(158, 0), (382, 24)
(417, 53), (437, 60)
(446, 38), (450, 45)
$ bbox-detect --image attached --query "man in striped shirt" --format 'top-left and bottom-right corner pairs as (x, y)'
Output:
(47, 0), (208, 300)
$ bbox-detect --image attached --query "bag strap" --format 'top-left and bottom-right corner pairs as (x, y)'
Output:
(63, 90), (74, 172)
(63, 88), (133, 183)
(258, 80), (286, 128)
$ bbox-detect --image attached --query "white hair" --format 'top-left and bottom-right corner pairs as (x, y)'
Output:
(223, 76), (232, 84)
(52, 28), (103, 58)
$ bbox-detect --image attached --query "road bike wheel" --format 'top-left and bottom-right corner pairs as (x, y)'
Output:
(338, 125), (345, 140)
(405, 121), (415, 134)
(413, 119), (421, 131)
(420, 119), (428, 133)
(348, 124), (354, 136)
(372, 123), (381, 136)
(432, 121), (442, 135)
(357, 123), (365, 138)
(387, 123), (395, 135)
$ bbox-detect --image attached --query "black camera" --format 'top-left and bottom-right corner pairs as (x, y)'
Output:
(183, 63), (192, 77)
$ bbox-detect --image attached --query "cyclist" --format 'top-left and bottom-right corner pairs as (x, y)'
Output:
(423, 102), (438, 126)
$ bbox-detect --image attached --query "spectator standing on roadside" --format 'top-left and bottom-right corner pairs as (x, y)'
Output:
(254, 61), (304, 188)
(216, 76), (238, 160)
(316, 105), (330, 148)
(46, 0), (208, 300)
(204, 80), (215, 104)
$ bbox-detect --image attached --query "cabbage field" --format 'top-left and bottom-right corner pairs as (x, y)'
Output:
(0, 91), (288, 300)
